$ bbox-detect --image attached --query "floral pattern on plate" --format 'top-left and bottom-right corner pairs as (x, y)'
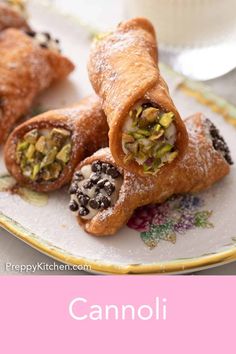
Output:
(127, 195), (213, 249)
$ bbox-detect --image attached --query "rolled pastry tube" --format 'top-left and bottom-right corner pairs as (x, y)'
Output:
(69, 113), (232, 236)
(0, 28), (74, 142)
(88, 17), (188, 176)
(0, 2), (30, 32)
(4, 95), (109, 192)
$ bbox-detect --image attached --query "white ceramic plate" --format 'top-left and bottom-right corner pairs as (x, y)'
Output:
(0, 0), (236, 274)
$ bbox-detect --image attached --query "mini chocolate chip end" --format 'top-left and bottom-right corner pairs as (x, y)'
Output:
(89, 198), (100, 210)
(90, 173), (101, 184)
(74, 171), (84, 181)
(78, 194), (90, 206)
(106, 166), (120, 178)
(97, 178), (107, 188)
(79, 206), (89, 216)
(84, 180), (94, 189)
(104, 181), (115, 196)
(69, 200), (79, 212)
(91, 161), (102, 172)
(69, 183), (78, 194)
(99, 195), (111, 208)
(208, 120), (233, 165)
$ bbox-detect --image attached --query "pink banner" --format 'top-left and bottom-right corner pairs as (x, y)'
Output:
(0, 276), (235, 353)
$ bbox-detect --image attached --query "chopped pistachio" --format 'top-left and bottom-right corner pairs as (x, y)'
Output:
(150, 129), (164, 141)
(17, 141), (29, 151)
(141, 107), (159, 122)
(35, 136), (47, 154)
(49, 162), (62, 179)
(41, 147), (58, 168)
(168, 151), (178, 162)
(124, 153), (133, 163)
(136, 129), (150, 137)
(122, 132), (135, 143)
(159, 112), (174, 128)
(156, 144), (173, 158)
(56, 144), (71, 163)
(26, 144), (35, 159)
(135, 106), (142, 118)
(32, 164), (40, 180)
(41, 168), (51, 181)
(133, 132), (144, 140)
(24, 129), (39, 144)
(50, 128), (70, 148)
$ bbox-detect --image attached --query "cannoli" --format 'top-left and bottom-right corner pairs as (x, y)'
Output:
(4, 95), (109, 192)
(0, 28), (74, 142)
(0, 2), (29, 32)
(69, 113), (232, 236)
(88, 18), (188, 176)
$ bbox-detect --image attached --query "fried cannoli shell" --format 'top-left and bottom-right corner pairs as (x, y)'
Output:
(4, 95), (109, 192)
(73, 113), (230, 236)
(0, 3), (30, 32)
(88, 17), (188, 176)
(0, 28), (74, 142)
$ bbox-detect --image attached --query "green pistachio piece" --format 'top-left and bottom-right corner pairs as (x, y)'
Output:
(156, 144), (173, 158)
(126, 141), (139, 154)
(41, 168), (51, 181)
(50, 128), (70, 148)
(24, 129), (39, 144)
(135, 106), (142, 118)
(41, 147), (58, 168)
(17, 141), (29, 151)
(124, 153), (133, 163)
(159, 112), (174, 128)
(122, 132), (135, 143)
(133, 132), (144, 140)
(167, 151), (178, 162)
(141, 107), (159, 122)
(56, 144), (71, 163)
(35, 136), (47, 154)
(25, 144), (35, 160)
(32, 164), (41, 180)
(150, 129), (164, 141)
(136, 129), (150, 137)
(22, 166), (32, 178)
(154, 124), (161, 132)
(49, 162), (62, 179)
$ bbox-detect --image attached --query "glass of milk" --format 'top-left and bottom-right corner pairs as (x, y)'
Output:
(125, 0), (236, 80)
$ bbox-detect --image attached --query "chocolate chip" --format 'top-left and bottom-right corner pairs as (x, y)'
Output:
(74, 171), (84, 181)
(76, 189), (83, 198)
(69, 182), (78, 194)
(26, 30), (36, 37)
(91, 161), (102, 172)
(89, 198), (100, 210)
(79, 206), (89, 216)
(43, 32), (51, 40)
(78, 194), (90, 206)
(106, 166), (120, 178)
(69, 200), (79, 212)
(97, 178), (108, 188)
(101, 163), (110, 173)
(104, 181), (115, 196)
(208, 120), (233, 165)
(90, 173), (101, 184)
(40, 43), (48, 49)
(83, 180), (94, 189)
(55, 39), (60, 44)
(99, 195), (111, 208)
(95, 187), (101, 195)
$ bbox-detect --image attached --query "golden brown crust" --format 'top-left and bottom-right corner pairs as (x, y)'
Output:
(4, 95), (109, 192)
(88, 17), (188, 176)
(0, 3), (30, 32)
(0, 28), (74, 142)
(74, 113), (230, 236)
